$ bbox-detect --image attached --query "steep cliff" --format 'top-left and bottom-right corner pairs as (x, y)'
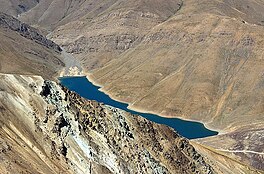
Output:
(23, 0), (263, 170)
(0, 73), (259, 174)
(0, 0), (263, 172)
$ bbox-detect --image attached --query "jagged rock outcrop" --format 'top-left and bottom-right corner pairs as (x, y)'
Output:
(0, 12), (62, 52)
(31, 0), (264, 170)
(39, 78), (215, 173)
(0, 0), (263, 172)
(0, 73), (258, 173)
(58, 85), (214, 174)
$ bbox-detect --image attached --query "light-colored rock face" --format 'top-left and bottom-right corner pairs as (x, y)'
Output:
(0, 0), (263, 172)
(0, 73), (259, 174)
(59, 49), (83, 77)
(16, 0), (264, 170)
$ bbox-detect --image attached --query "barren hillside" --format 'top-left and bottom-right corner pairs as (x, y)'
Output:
(0, 0), (263, 172)
(21, 0), (264, 169)
(0, 12), (64, 79)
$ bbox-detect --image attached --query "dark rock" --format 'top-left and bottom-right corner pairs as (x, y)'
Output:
(40, 81), (51, 97)
(60, 144), (68, 157)
(0, 12), (62, 52)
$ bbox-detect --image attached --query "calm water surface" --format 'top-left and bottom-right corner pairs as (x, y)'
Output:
(60, 76), (218, 139)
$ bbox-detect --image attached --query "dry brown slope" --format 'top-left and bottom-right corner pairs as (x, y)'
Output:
(9, 0), (264, 171)
(79, 0), (264, 170)
(90, 0), (264, 131)
(0, 12), (64, 79)
(20, 0), (183, 69)
(19, 0), (183, 30)
(0, 0), (39, 17)
(0, 73), (260, 174)
(196, 125), (264, 170)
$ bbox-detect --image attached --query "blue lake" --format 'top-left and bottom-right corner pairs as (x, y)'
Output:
(59, 76), (218, 139)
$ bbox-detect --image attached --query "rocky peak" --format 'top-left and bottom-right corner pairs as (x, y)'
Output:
(38, 79), (215, 173)
(0, 74), (259, 173)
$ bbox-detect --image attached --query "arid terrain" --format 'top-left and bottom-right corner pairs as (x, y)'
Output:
(0, 12), (63, 79)
(1, 72), (260, 174)
(0, 0), (263, 173)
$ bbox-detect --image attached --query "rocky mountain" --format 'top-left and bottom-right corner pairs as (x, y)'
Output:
(17, 0), (183, 69)
(15, 0), (264, 170)
(0, 0), (263, 172)
(0, 73), (259, 174)
(0, 12), (61, 52)
(0, 12), (63, 79)
(0, 11), (256, 174)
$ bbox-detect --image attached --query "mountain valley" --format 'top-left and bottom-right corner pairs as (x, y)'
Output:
(0, 0), (263, 173)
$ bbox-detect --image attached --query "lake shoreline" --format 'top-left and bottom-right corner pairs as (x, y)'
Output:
(60, 75), (219, 139)
(85, 73), (222, 136)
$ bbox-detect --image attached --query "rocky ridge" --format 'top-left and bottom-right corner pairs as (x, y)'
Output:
(0, 12), (62, 52)
(0, 12), (64, 79)
(0, 73), (259, 174)
(32, 0), (264, 170)
(0, 0), (263, 172)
